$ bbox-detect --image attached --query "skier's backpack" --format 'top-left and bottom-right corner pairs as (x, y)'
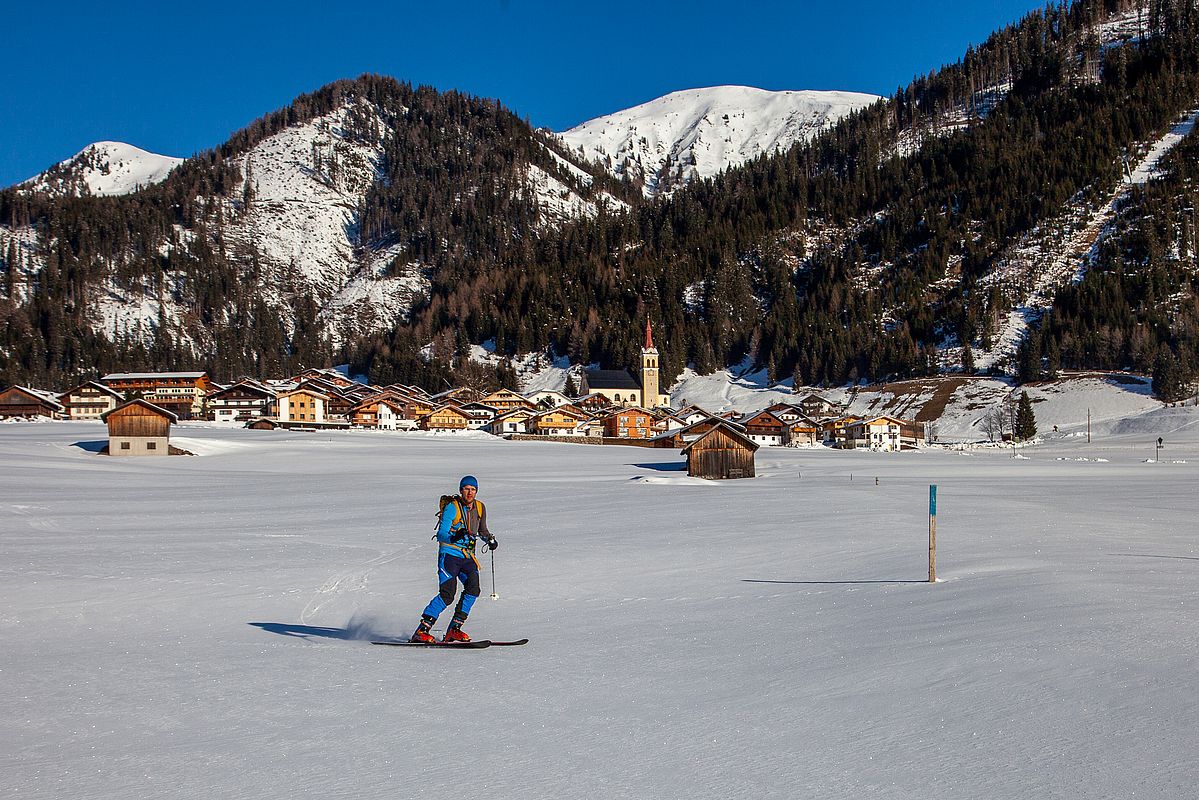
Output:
(432, 495), (483, 544)
(433, 495), (458, 537)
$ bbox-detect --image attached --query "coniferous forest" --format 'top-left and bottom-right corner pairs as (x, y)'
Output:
(2, 0), (1199, 398)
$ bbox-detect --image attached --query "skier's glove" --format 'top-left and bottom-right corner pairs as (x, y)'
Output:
(484, 536), (499, 551)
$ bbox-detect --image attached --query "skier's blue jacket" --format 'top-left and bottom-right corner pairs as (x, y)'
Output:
(436, 497), (489, 563)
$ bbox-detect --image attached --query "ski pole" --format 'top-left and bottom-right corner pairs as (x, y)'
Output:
(490, 548), (499, 600)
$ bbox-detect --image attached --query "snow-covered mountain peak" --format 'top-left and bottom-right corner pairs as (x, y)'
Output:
(20, 141), (184, 197)
(559, 85), (881, 197)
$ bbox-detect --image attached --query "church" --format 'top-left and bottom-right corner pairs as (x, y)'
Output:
(581, 321), (671, 409)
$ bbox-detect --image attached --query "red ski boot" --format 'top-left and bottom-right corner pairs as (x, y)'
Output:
(411, 616), (437, 643)
(443, 626), (471, 643)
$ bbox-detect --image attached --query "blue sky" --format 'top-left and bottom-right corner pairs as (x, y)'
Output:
(1, 1), (1051, 188)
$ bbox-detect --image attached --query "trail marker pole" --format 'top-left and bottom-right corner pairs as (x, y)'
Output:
(928, 484), (938, 583)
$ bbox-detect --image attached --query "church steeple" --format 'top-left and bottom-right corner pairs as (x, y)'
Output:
(641, 319), (660, 407)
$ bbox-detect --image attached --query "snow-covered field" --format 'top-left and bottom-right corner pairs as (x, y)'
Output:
(3, 419), (1197, 799)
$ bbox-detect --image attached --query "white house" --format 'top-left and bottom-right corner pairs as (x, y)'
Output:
(459, 402), (502, 430)
(526, 390), (573, 409)
(845, 416), (904, 451)
(486, 409), (534, 436)
(57, 381), (124, 420)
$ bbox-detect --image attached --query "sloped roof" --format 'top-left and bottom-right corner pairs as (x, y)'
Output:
(101, 398), (178, 423)
(277, 387), (331, 400)
(742, 410), (785, 427)
(585, 369), (640, 390)
(680, 422), (760, 454)
(210, 380), (274, 399)
(58, 380), (123, 401)
(1, 385), (65, 409)
(102, 372), (207, 380)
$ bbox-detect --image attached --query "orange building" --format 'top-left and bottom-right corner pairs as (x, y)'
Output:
(602, 407), (655, 439)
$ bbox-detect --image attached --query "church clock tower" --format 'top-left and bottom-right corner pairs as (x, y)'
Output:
(641, 319), (661, 408)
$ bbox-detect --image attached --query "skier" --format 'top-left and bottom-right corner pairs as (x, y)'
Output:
(411, 475), (499, 643)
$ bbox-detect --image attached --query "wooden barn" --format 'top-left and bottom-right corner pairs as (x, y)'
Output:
(101, 399), (178, 456)
(0, 386), (64, 419)
(681, 423), (759, 480)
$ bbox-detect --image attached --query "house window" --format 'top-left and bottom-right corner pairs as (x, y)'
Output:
(120, 442), (130, 450)
(146, 441), (156, 450)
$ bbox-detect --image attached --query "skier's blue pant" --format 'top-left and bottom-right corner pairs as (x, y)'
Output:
(422, 553), (480, 622)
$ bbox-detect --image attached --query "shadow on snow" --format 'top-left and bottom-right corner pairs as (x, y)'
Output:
(742, 579), (928, 585)
(248, 622), (356, 641)
(631, 461), (687, 472)
(1109, 553), (1199, 562)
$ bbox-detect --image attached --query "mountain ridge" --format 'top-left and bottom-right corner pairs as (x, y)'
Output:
(559, 85), (880, 197)
(19, 141), (184, 197)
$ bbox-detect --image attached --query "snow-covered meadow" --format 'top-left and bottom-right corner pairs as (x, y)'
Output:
(2, 416), (1197, 799)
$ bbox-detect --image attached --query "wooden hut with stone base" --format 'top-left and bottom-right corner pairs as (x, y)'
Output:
(681, 422), (759, 479)
(101, 399), (178, 456)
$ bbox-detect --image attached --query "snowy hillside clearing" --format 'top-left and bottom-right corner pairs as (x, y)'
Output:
(973, 107), (1199, 371)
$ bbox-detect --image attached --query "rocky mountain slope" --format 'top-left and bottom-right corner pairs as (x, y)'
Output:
(558, 86), (880, 197)
(20, 141), (184, 197)
(0, 78), (630, 373)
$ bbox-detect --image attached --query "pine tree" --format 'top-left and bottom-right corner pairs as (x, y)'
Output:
(961, 343), (975, 374)
(1015, 391), (1038, 441)
(564, 373), (578, 397)
(3, 238), (17, 301)
(1152, 350), (1187, 402)
(242, 163), (255, 212)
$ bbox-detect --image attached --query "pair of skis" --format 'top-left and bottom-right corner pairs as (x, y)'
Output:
(371, 638), (528, 649)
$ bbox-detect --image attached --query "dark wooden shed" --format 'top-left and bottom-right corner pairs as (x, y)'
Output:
(101, 399), (177, 456)
(681, 423), (759, 480)
(0, 386), (64, 419)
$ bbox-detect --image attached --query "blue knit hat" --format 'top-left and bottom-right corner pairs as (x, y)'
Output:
(459, 475), (479, 491)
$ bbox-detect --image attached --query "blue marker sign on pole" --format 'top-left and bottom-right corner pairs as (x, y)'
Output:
(928, 484), (938, 583)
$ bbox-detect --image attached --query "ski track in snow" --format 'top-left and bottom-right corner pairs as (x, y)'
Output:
(299, 546), (422, 625)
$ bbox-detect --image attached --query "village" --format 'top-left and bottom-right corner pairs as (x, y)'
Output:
(0, 324), (927, 476)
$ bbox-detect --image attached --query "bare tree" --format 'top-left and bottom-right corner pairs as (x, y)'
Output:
(981, 407), (1007, 441)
